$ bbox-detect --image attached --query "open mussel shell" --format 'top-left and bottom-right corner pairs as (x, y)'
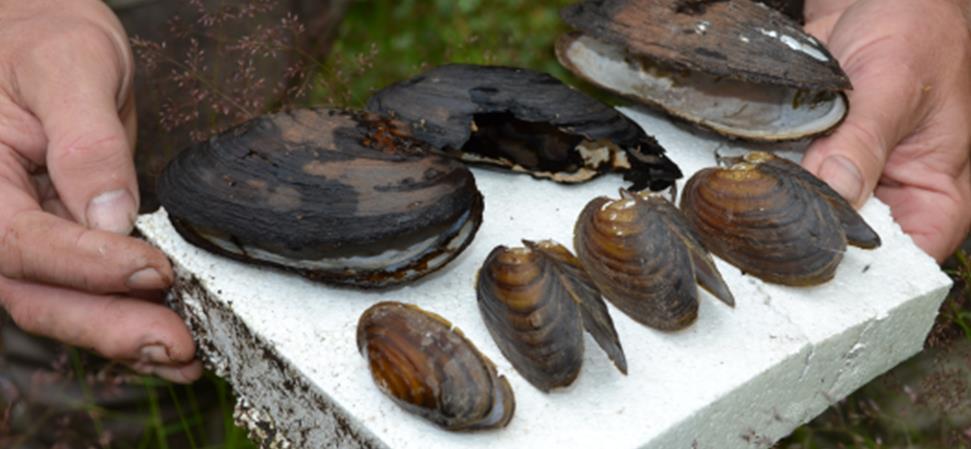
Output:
(557, 0), (849, 141)
(357, 302), (515, 431)
(725, 152), (880, 249)
(476, 241), (626, 392)
(680, 153), (855, 286)
(574, 190), (734, 331)
(157, 109), (483, 289)
(366, 64), (681, 191)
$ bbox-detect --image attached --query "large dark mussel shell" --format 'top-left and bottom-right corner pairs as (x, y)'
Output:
(366, 64), (681, 191)
(561, 0), (846, 89)
(157, 109), (483, 289)
(557, 0), (848, 141)
(574, 190), (734, 331)
(476, 240), (626, 392)
(357, 302), (515, 431)
(679, 152), (873, 286)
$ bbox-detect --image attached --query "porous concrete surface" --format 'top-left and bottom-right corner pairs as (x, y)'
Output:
(136, 106), (952, 449)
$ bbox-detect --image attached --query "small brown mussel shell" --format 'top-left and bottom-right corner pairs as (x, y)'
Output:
(680, 152), (880, 286)
(357, 302), (515, 431)
(157, 109), (483, 289)
(557, 0), (849, 141)
(574, 190), (735, 331)
(476, 240), (627, 392)
(366, 64), (682, 191)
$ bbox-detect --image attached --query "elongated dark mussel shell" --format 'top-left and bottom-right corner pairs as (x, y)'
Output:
(557, 0), (848, 141)
(680, 154), (854, 286)
(157, 109), (483, 289)
(476, 241), (626, 392)
(357, 302), (515, 431)
(575, 190), (734, 331)
(366, 64), (681, 191)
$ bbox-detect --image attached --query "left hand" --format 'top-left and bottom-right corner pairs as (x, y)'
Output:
(800, 0), (971, 262)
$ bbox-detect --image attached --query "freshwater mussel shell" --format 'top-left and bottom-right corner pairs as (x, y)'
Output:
(724, 152), (881, 249)
(680, 153), (859, 286)
(476, 240), (626, 392)
(366, 64), (682, 191)
(357, 302), (515, 431)
(561, 0), (848, 89)
(574, 190), (734, 331)
(557, 0), (849, 141)
(157, 109), (483, 289)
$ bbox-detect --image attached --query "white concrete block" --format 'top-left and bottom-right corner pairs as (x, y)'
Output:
(136, 106), (951, 449)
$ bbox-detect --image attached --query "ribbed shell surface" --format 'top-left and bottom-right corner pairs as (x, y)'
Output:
(356, 302), (515, 431)
(574, 195), (701, 331)
(477, 246), (586, 392)
(680, 164), (848, 286)
(741, 153), (880, 249)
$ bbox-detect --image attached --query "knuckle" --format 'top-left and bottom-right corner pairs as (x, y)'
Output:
(25, 19), (120, 69)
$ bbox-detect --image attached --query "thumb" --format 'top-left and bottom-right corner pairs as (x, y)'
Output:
(801, 46), (927, 208)
(14, 20), (138, 234)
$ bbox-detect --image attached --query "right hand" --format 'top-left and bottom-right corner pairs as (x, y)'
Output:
(0, 0), (201, 383)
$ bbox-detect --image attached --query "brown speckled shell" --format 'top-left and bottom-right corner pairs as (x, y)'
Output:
(476, 241), (626, 392)
(574, 191), (734, 331)
(157, 109), (483, 289)
(680, 154), (853, 286)
(357, 302), (515, 431)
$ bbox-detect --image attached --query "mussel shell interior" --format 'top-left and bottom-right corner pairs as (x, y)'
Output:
(157, 109), (484, 288)
(556, 33), (848, 141)
(680, 163), (849, 286)
(357, 302), (515, 431)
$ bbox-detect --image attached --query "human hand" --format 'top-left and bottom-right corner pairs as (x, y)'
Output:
(800, 0), (971, 262)
(0, 0), (200, 383)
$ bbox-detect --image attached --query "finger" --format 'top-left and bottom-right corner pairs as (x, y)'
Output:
(802, 49), (928, 207)
(876, 184), (968, 262)
(0, 277), (200, 384)
(131, 360), (205, 385)
(12, 19), (138, 235)
(0, 184), (172, 293)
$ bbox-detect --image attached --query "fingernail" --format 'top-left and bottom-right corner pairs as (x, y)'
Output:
(139, 344), (171, 364)
(127, 268), (166, 290)
(819, 156), (864, 205)
(86, 189), (136, 235)
(153, 361), (203, 384)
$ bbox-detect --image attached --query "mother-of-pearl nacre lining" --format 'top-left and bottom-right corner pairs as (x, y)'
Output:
(558, 35), (847, 141)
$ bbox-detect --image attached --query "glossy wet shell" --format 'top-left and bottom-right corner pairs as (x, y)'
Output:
(735, 152), (880, 249)
(357, 302), (515, 431)
(555, 33), (848, 141)
(680, 158), (849, 286)
(560, 0), (849, 90)
(366, 64), (682, 191)
(574, 191), (734, 331)
(157, 109), (483, 289)
(476, 241), (626, 392)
